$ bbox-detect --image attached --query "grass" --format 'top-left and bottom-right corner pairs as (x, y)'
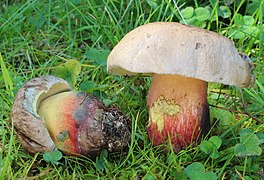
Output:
(0, 0), (263, 179)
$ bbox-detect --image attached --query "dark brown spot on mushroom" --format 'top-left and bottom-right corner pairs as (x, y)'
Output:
(195, 43), (202, 50)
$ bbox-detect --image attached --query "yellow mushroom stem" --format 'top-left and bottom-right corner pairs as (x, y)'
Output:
(38, 91), (81, 154)
(147, 74), (210, 151)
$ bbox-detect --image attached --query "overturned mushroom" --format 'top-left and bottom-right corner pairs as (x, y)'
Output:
(107, 22), (255, 152)
(11, 76), (131, 157)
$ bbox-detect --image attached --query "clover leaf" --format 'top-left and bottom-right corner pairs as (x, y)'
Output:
(85, 48), (110, 71)
(194, 7), (210, 21)
(180, 6), (210, 28)
(218, 6), (231, 18)
(234, 129), (262, 157)
(199, 136), (222, 159)
(185, 162), (217, 180)
(43, 150), (63, 165)
(247, 0), (264, 16)
(181, 7), (194, 19)
(228, 14), (259, 39)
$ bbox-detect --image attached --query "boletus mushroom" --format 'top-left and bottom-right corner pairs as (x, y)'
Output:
(107, 22), (255, 152)
(11, 76), (131, 157)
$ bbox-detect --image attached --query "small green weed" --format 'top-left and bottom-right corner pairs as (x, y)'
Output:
(228, 14), (259, 39)
(185, 162), (217, 180)
(180, 6), (211, 27)
(199, 136), (222, 159)
(234, 129), (263, 157)
(43, 150), (63, 165)
(52, 59), (82, 87)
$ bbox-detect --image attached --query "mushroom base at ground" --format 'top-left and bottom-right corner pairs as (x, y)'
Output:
(147, 74), (210, 152)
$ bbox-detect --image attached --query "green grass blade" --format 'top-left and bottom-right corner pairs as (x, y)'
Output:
(0, 54), (13, 97)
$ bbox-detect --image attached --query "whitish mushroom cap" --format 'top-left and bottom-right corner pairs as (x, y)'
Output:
(11, 76), (71, 153)
(107, 22), (255, 88)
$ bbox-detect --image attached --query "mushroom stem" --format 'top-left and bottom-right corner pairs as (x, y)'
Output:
(38, 91), (81, 154)
(147, 74), (210, 152)
(38, 91), (131, 157)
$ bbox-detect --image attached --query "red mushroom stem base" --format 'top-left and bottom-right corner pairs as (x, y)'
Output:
(147, 74), (210, 152)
